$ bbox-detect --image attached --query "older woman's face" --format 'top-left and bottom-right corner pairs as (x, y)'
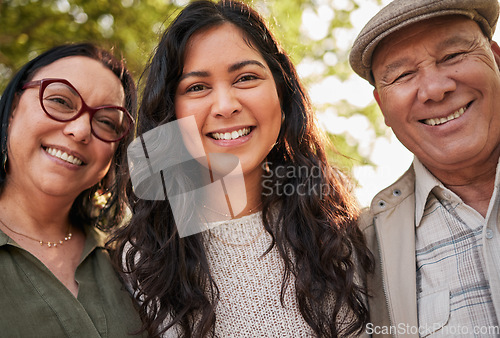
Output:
(7, 56), (124, 201)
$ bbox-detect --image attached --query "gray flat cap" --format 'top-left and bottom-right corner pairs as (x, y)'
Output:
(350, 0), (500, 85)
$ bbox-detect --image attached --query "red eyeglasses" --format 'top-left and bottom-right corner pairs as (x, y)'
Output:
(22, 78), (134, 142)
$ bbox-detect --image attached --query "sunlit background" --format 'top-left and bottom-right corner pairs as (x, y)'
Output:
(297, 0), (408, 207)
(297, 0), (500, 206)
(2, 0), (500, 207)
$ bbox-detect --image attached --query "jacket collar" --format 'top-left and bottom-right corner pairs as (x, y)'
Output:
(413, 156), (500, 224)
(0, 228), (13, 247)
(370, 165), (419, 332)
(413, 158), (442, 227)
(370, 162), (415, 214)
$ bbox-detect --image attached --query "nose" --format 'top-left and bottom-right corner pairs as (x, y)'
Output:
(63, 113), (92, 144)
(417, 66), (456, 103)
(210, 87), (242, 118)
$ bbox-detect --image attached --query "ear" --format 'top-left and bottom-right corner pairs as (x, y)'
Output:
(491, 41), (500, 69)
(373, 88), (391, 127)
(373, 88), (381, 106)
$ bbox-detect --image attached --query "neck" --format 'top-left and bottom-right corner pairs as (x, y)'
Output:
(427, 157), (498, 218)
(200, 167), (263, 221)
(241, 174), (263, 214)
(444, 176), (494, 218)
(0, 181), (74, 236)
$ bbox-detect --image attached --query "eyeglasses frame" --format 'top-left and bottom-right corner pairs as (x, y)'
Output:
(21, 78), (134, 143)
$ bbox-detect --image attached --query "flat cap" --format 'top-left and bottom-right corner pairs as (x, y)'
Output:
(349, 0), (500, 85)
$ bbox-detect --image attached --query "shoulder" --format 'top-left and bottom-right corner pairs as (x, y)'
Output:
(369, 164), (415, 214)
(359, 165), (416, 231)
(357, 166), (417, 332)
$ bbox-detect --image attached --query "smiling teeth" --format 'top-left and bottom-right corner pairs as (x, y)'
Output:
(45, 147), (83, 166)
(424, 106), (466, 126)
(212, 127), (251, 140)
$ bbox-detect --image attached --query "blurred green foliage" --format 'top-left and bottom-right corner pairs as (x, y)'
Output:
(0, 0), (183, 88)
(0, 0), (385, 174)
(0, 0), (320, 90)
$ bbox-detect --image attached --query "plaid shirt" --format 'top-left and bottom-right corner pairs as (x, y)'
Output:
(414, 159), (500, 337)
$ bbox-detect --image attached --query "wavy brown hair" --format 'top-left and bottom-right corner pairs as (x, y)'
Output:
(112, 0), (373, 336)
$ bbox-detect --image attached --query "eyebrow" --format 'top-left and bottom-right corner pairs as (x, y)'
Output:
(179, 60), (266, 81)
(179, 71), (209, 82)
(228, 60), (266, 72)
(436, 35), (473, 51)
(380, 58), (411, 83)
(379, 35), (473, 83)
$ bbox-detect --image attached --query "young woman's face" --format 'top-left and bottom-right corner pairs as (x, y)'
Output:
(174, 23), (282, 187)
(7, 56), (124, 201)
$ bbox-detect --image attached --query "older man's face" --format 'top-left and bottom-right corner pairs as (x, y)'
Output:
(372, 16), (500, 178)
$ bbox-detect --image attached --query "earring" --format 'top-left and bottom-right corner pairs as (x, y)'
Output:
(263, 158), (271, 173)
(2, 152), (7, 173)
(92, 182), (111, 209)
(281, 111), (285, 124)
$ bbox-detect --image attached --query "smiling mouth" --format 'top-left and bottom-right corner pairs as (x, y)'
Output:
(210, 127), (252, 140)
(44, 147), (83, 166)
(421, 104), (469, 126)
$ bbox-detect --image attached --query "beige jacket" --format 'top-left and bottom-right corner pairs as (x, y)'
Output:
(359, 165), (419, 337)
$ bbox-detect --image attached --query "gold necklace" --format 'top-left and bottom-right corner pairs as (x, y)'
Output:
(202, 202), (263, 218)
(204, 203), (266, 246)
(0, 218), (72, 248)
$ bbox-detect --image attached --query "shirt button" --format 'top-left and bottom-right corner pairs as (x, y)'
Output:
(443, 192), (451, 200)
(486, 229), (494, 239)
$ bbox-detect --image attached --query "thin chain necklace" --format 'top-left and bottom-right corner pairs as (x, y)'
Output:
(203, 203), (266, 246)
(0, 218), (72, 248)
(202, 202), (263, 218)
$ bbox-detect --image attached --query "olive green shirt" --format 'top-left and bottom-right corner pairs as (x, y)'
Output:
(0, 226), (145, 338)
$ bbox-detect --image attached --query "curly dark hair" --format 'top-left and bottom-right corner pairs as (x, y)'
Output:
(0, 43), (137, 230)
(112, 0), (373, 336)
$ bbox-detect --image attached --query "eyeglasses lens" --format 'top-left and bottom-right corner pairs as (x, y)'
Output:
(42, 81), (129, 142)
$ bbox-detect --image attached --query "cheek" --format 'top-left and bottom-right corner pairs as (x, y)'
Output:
(255, 87), (281, 123)
(261, 100), (282, 142)
(382, 111), (394, 127)
(174, 100), (187, 119)
(175, 101), (205, 133)
(271, 107), (282, 133)
(97, 144), (117, 171)
(378, 91), (407, 128)
(9, 101), (29, 133)
(8, 107), (45, 147)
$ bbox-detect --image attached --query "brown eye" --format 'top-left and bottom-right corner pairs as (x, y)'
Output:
(44, 96), (77, 113)
(393, 71), (413, 83)
(236, 75), (257, 83)
(186, 84), (207, 92)
(443, 53), (462, 62)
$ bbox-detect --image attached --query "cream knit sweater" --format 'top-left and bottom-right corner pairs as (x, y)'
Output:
(161, 212), (364, 337)
(201, 211), (315, 337)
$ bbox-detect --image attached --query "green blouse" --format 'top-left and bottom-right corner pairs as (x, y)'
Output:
(0, 226), (145, 337)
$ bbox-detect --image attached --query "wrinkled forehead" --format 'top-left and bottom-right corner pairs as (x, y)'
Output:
(378, 16), (482, 53)
(349, 0), (499, 85)
(372, 16), (485, 76)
